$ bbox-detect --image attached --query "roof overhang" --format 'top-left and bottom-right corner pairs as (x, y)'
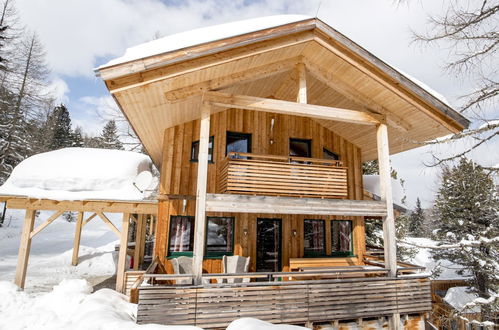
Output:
(96, 17), (470, 168)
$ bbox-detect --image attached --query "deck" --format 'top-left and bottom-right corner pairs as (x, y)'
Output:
(130, 265), (432, 329)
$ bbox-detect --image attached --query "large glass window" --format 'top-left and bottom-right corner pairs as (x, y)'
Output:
(191, 136), (214, 163)
(304, 219), (326, 256)
(331, 220), (353, 256)
(168, 216), (195, 256)
(206, 217), (234, 257)
(289, 138), (311, 158)
(226, 132), (252, 158)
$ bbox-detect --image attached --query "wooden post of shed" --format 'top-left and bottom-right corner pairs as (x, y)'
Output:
(133, 214), (146, 270)
(116, 213), (130, 293)
(71, 211), (84, 266)
(14, 209), (36, 289)
(376, 123), (400, 329)
(192, 104), (210, 285)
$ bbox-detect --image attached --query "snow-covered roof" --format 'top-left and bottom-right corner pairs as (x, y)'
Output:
(363, 175), (405, 210)
(444, 287), (480, 313)
(0, 148), (156, 201)
(101, 15), (311, 68)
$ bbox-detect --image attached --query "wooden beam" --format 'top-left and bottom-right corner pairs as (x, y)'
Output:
(376, 123), (397, 277)
(133, 214), (146, 270)
(193, 105), (210, 285)
(204, 91), (381, 125)
(82, 212), (98, 227)
(164, 57), (301, 102)
(116, 213), (131, 293)
(5, 198), (158, 214)
(206, 194), (387, 216)
(14, 209), (36, 289)
(71, 211), (84, 266)
(303, 59), (411, 132)
(296, 62), (307, 104)
(29, 210), (64, 239)
(96, 212), (121, 237)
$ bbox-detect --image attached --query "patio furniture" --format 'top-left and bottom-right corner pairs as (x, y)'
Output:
(171, 256), (193, 285)
(220, 255), (250, 283)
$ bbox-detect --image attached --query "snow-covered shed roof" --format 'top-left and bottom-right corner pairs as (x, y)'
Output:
(96, 15), (469, 168)
(0, 148), (156, 202)
(363, 175), (406, 211)
(444, 287), (480, 313)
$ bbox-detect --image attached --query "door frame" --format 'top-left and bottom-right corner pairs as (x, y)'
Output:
(256, 217), (282, 272)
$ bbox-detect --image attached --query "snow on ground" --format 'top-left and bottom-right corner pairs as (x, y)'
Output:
(404, 237), (468, 280)
(226, 318), (308, 330)
(0, 148), (155, 201)
(0, 209), (121, 294)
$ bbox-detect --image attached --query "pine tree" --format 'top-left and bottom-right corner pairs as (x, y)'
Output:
(71, 127), (84, 147)
(432, 158), (498, 320)
(47, 104), (72, 150)
(409, 198), (425, 237)
(98, 120), (123, 150)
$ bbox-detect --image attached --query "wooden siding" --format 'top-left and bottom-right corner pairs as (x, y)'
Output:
(155, 109), (366, 269)
(136, 277), (431, 328)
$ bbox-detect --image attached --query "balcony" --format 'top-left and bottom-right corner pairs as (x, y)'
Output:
(218, 152), (348, 199)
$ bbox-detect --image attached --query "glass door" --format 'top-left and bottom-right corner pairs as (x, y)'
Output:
(256, 218), (282, 272)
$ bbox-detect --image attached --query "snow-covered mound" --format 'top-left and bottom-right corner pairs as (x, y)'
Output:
(0, 148), (155, 201)
(101, 15), (311, 67)
(0, 279), (202, 330)
(363, 175), (405, 208)
(444, 286), (480, 313)
(227, 318), (308, 330)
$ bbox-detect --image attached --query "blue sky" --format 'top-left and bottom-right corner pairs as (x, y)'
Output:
(15, 0), (498, 208)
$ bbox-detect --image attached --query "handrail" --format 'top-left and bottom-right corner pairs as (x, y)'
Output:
(227, 152), (343, 167)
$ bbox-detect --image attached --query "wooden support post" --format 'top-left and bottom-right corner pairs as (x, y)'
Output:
(133, 214), (146, 270)
(14, 209), (36, 289)
(71, 211), (84, 266)
(296, 63), (307, 104)
(116, 213), (131, 293)
(193, 104), (210, 285)
(376, 123), (400, 330)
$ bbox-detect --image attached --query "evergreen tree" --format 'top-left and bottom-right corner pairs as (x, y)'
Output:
(432, 158), (498, 320)
(47, 104), (72, 150)
(71, 127), (84, 147)
(362, 159), (398, 179)
(409, 198), (425, 236)
(98, 120), (123, 150)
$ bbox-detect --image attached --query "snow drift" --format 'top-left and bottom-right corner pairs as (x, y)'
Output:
(0, 148), (155, 201)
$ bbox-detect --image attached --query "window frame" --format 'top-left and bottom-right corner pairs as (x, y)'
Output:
(330, 220), (354, 257)
(323, 147), (340, 161)
(303, 219), (327, 257)
(226, 131), (252, 157)
(167, 215), (196, 257)
(289, 138), (312, 158)
(190, 136), (215, 163)
(205, 216), (235, 258)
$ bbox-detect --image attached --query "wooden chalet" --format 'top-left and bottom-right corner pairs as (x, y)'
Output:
(96, 15), (469, 329)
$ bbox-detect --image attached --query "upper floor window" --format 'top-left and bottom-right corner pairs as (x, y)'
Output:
(304, 219), (326, 256)
(290, 138), (311, 158)
(226, 131), (252, 158)
(323, 147), (339, 161)
(331, 220), (353, 256)
(191, 136), (214, 163)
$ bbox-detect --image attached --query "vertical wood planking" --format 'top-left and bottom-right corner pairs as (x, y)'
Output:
(71, 211), (84, 266)
(117, 213), (131, 293)
(14, 209), (36, 289)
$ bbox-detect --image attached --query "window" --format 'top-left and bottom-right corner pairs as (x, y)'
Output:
(226, 132), (252, 158)
(323, 148), (339, 161)
(168, 216), (195, 256)
(331, 220), (353, 256)
(304, 219), (326, 256)
(290, 138), (311, 158)
(206, 217), (234, 257)
(168, 216), (234, 257)
(191, 136), (214, 163)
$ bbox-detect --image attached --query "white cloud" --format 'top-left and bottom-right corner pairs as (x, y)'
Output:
(44, 76), (70, 104)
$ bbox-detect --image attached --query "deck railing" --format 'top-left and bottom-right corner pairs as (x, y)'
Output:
(218, 152), (348, 199)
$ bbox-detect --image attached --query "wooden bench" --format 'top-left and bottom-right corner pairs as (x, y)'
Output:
(289, 257), (359, 272)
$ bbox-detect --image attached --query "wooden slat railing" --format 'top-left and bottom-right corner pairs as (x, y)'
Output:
(218, 152), (348, 198)
(136, 273), (431, 328)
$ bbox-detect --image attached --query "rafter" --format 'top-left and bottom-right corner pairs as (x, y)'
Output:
(203, 91), (382, 126)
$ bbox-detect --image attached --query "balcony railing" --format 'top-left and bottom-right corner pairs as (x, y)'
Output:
(218, 152), (348, 199)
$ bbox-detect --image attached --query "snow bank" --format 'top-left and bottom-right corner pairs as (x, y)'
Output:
(0, 148), (155, 201)
(444, 286), (480, 313)
(0, 279), (202, 330)
(363, 175), (405, 207)
(226, 318), (309, 330)
(101, 15), (311, 67)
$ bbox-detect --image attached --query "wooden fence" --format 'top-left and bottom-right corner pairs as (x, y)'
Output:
(136, 274), (431, 328)
(218, 152), (348, 198)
